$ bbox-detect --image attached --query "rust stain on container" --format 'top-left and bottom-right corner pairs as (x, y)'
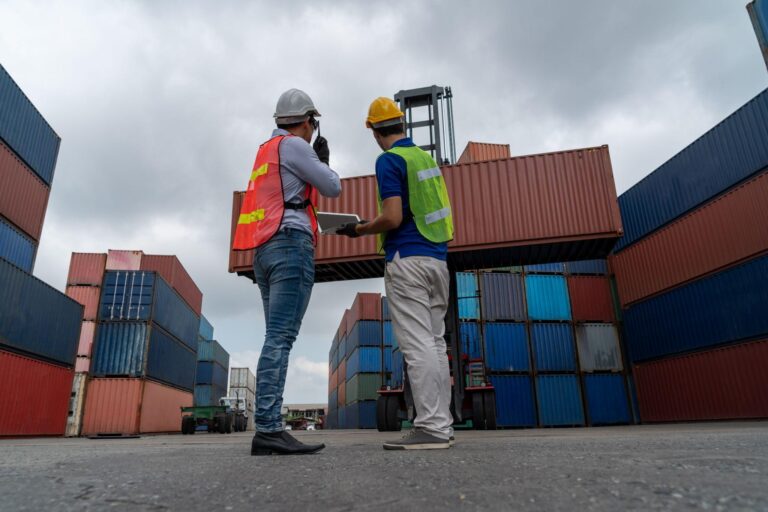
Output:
(457, 141), (511, 164)
(66, 286), (101, 321)
(140, 255), (203, 316)
(230, 146), (623, 281)
(611, 170), (768, 307)
(0, 140), (50, 241)
(67, 253), (107, 286)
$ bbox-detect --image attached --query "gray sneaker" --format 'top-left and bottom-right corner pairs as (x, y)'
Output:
(383, 429), (450, 450)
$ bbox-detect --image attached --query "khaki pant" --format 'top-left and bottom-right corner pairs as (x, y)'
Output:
(385, 253), (453, 439)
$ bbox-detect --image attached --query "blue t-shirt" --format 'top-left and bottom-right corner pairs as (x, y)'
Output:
(376, 138), (448, 262)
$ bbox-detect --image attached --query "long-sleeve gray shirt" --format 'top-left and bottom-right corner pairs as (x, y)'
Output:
(272, 128), (342, 234)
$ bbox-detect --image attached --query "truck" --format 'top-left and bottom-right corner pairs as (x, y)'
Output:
(219, 396), (250, 432)
(180, 405), (233, 434)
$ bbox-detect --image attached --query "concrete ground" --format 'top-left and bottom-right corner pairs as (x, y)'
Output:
(1, 422), (767, 511)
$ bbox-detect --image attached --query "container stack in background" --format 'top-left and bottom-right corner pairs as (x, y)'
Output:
(195, 322), (230, 407)
(610, 89), (768, 423)
(0, 64), (85, 437)
(229, 367), (256, 430)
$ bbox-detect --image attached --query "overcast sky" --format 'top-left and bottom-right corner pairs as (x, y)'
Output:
(1, 1), (765, 403)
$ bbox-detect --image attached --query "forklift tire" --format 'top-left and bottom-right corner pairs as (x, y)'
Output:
(472, 392), (487, 430)
(483, 390), (497, 430)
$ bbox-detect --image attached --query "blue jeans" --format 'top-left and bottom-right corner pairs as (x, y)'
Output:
(252, 229), (315, 432)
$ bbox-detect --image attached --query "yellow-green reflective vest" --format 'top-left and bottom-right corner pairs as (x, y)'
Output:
(377, 145), (454, 255)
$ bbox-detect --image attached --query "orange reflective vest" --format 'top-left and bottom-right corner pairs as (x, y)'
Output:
(232, 135), (318, 250)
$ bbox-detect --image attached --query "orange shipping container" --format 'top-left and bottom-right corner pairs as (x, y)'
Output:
(457, 141), (511, 164)
(0, 139), (50, 241)
(140, 255), (203, 316)
(67, 253), (106, 286)
(65, 286), (101, 321)
(349, 292), (382, 324)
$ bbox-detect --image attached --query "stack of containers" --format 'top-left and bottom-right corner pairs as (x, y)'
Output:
(195, 317), (230, 407)
(229, 367), (256, 430)
(0, 65), (85, 437)
(383, 297), (404, 389)
(326, 322), (343, 429)
(81, 251), (204, 435)
(610, 89), (768, 422)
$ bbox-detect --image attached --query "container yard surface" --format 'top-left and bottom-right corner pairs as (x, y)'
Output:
(1, 423), (766, 511)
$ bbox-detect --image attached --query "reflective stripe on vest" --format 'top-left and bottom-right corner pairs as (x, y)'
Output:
(232, 135), (319, 251)
(376, 145), (454, 255)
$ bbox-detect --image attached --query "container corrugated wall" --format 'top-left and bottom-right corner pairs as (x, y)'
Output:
(634, 339), (768, 422)
(140, 255), (203, 317)
(525, 275), (571, 320)
(0, 64), (61, 186)
(0, 139), (49, 241)
(91, 322), (148, 377)
(567, 276), (615, 322)
(531, 323), (577, 371)
(615, 88), (768, 252)
(488, 375), (536, 427)
(346, 373), (380, 403)
(525, 262), (565, 274)
(65, 286), (101, 321)
(575, 324), (623, 372)
(350, 293), (381, 323)
(0, 258), (82, 365)
(147, 326), (197, 390)
(623, 254), (768, 363)
(536, 375), (585, 426)
(138, 380), (192, 433)
(484, 322), (529, 372)
(0, 349), (73, 436)
(81, 378), (143, 435)
(346, 320), (382, 350)
(197, 339), (230, 368)
(199, 315), (214, 340)
(195, 360), (228, 389)
(583, 374), (631, 425)
(194, 384), (228, 406)
(0, 216), (36, 272)
(611, 170), (768, 307)
(345, 401), (377, 428)
(481, 273), (525, 321)
(565, 259), (607, 275)
(67, 253), (107, 286)
(457, 272), (479, 319)
(457, 141), (511, 164)
(346, 347), (382, 377)
(459, 322), (481, 359)
(229, 367), (256, 390)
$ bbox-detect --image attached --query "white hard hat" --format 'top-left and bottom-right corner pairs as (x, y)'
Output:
(274, 89), (321, 124)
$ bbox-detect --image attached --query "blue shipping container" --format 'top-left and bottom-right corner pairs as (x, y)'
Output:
(565, 259), (608, 275)
(460, 322), (481, 359)
(329, 389), (338, 409)
(583, 374), (630, 425)
(383, 320), (395, 348)
(346, 400), (377, 429)
(346, 347), (382, 378)
(525, 275), (571, 321)
(481, 273), (526, 321)
(337, 405), (347, 429)
(457, 272), (479, 319)
(194, 384), (228, 407)
(536, 375), (585, 426)
(347, 320), (382, 349)
(382, 296), (390, 321)
(531, 323), (577, 371)
(0, 257), (82, 366)
(391, 349), (404, 388)
(489, 375), (536, 427)
(0, 64), (61, 186)
(615, 89), (768, 252)
(196, 360), (229, 389)
(100, 271), (199, 351)
(199, 315), (214, 340)
(147, 326), (197, 390)
(0, 216), (36, 273)
(623, 254), (768, 363)
(197, 339), (230, 369)
(524, 262), (565, 274)
(484, 322), (529, 372)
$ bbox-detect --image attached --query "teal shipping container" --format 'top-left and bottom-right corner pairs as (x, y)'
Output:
(525, 275), (571, 320)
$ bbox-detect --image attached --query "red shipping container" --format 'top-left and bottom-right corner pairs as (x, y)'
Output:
(0, 140), (50, 241)
(106, 249), (143, 271)
(634, 339), (768, 422)
(567, 276), (615, 322)
(77, 321), (95, 356)
(0, 349), (73, 436)
(349, 292), (382, 324)
(230, 145), (623, 281)
(329, 368), (338, 391)
(67, 253), (106, 286)
(140, 255), (203, 316)
(65, 286), (100, 321)
(611, 170), (768, 307)
(342, 309), (352, 338)
(337, 379), (346, 407)
(338, 359), (347, 383)
(75, 355), (90, 373)
(81, 378), (192, 435)
(457, 141), (511, 164)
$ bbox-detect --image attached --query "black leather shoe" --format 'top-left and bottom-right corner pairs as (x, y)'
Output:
(251, 431), (325, 456)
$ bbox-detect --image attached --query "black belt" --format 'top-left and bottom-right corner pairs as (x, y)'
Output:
(284, 199), (311, 210)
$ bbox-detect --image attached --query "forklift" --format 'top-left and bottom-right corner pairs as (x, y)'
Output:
(376, 270), (497, 431)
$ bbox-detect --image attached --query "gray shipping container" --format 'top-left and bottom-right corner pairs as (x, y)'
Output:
(229, 367), (256, 391)
(575, 323), (623, 372)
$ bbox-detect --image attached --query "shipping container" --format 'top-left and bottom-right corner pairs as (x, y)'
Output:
(338, 335), (347, 365)
(65, 286), (101, 321)
(337, 403), (347, 428)
(383, 321), (394, 348)
(81, 378), (192, 435)
(536, 375), (585, 426)
(458, 272), (480, 319)
(229, 367), (256, 391)
(565, 259), (607, 275)
(0, 215), (36, 272)
(197, 339), (230, 369)
(346, 373), (381, 403)
(623, 254), (768, 363)
(67, 253), (107, 286)
(91, 322), (197, 391)
(483, 322), (529, 372)
(105, 249), (143, 271)
(345, 400), (377, 428)
(338, 359), (346, 383)
(329, 367), (338, 391)
(391, 348), (404, 388)
(0, 139), (49, 241)
(525, 275), (571, 321)
(329, 389), (338, 410)
(99, 271), (199, 351)
(0, 64), (61, 186)
(457, 141), (511, 164)
(346, 320), (382, 350)
(488, 375), (536, 427)
(460, 322), (481, 359)
(0, 258), (82, 365)
(65, 373), (87, 437)
(199, 315), (214, 341)
(337, 381), (346, 408)
(583, 374), (631, 425)
(481, 273), (526, 321)
(195, 360), (228, 389)
(75, 356), (90, 373)
(615, 88), (768, 252)
(382, 296), (390, 321)
(531, 323), (577, 372)
(349, 292), (382, 323)
(524, 262), (565, 274)
(0, 349), (73, 436)
(611, 170), (768, 307)
(575, 324), (623, 372)
(634, 339), (768, 422)
(77, 321), (96, 357)
(194, 384), (228, 406)
(140, 255), (203, 316)
(567, 276), (614, 323)
(345, 347), (382, 378)
(231, 145), (623, 281)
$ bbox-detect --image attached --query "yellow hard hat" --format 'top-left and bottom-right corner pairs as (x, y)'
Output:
(366, 97), (404, 128)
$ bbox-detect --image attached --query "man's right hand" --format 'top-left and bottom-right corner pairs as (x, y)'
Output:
(313, 136), (330, 164)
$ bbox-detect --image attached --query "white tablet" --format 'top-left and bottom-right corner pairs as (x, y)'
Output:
(317, 212), (361, 234)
